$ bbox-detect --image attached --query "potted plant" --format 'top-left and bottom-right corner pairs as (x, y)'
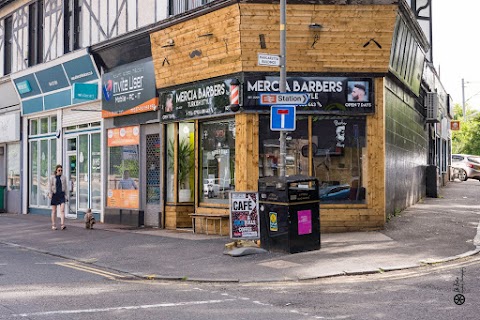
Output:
(168, 138), (194, 202)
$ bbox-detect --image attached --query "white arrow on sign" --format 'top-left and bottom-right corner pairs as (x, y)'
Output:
(259, 93), (310, 105)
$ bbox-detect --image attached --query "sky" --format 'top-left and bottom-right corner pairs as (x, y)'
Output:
(432, 1), (480, 111)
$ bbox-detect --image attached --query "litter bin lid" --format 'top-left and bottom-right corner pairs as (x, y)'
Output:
(259, 175), (318, 184)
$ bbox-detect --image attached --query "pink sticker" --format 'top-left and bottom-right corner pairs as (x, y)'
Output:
(298, 210), (312, 235)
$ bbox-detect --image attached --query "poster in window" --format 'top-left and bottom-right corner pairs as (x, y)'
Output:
(107, 125), (140, 209)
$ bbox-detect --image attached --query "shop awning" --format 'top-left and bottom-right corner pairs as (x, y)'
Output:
(10, 49), (100, 115)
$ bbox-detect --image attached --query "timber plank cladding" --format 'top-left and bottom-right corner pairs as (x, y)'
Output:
(151, 3), (397, 88)
(151, 3), (402, 232)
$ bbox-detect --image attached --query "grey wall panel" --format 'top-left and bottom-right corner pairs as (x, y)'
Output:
(385, 80), (428, 217)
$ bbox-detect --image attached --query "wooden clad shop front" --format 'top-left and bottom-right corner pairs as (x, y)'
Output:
(151, 1), (427, 233)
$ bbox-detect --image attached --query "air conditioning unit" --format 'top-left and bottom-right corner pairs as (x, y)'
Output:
(425, 92), (440, 123)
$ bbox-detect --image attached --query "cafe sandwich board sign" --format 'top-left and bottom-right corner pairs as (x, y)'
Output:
(229, 191), (260, 240)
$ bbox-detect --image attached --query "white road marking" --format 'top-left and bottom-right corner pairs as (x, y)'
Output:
(12, 299), (236, 317)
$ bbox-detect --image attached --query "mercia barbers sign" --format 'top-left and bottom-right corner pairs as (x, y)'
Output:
(159, 79), (233, 121)
(243, 75), (374, 114)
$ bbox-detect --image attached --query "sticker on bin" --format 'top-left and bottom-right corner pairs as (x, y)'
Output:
(269, 212), (278, 231)
(298, 210), (312, 235)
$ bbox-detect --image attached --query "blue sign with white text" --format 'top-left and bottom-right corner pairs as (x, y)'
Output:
(270, 105), (296, 131)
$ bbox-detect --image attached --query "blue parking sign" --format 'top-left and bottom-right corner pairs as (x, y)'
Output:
(270, 105), (296, 131)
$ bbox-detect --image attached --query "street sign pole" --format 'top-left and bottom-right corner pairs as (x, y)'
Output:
(279, 0), (287, 177)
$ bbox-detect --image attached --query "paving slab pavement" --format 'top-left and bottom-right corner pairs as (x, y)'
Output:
(1, 180), (479, 283)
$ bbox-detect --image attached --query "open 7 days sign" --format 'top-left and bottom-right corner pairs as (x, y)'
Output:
(229, 192), (260, 240)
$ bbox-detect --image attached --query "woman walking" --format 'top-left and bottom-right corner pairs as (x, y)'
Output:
(49, 164), (68, 230)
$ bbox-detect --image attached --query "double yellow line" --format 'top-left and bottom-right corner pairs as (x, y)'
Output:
(56, 262), (127, 280)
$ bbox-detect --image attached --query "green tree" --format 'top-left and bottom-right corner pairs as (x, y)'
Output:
(452, 104), (480, 155)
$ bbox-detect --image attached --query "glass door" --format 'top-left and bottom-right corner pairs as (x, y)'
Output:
(66, 153), (77, 218)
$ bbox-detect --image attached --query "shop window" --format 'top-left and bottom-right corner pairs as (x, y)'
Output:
(259, 116), (309, 177)
(29, 116), (56, 136)
(40, 118), (49, 134)
(51, 116), (57, 132)
(166, 123), (195, 203)
(107, 126), (140, 209)
(29, 137), (56, 208)
(178, 123), (194, 202)
(166, 124), (175, 202)
(7, 143), (20, 191)
(50, 139), (57, 176)
(78, 134), (89, 210)
(30, 119), (38, 136)
(30, 141), (38, 206)
(200, 119), (235, 204)
(258, 116), (367, 204)
(312, 117), (366, 203)
(91, 133), (101, 210)
(39, 140), (49, 206)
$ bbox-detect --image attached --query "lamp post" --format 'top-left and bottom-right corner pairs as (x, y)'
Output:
(278, 0), (287, 177)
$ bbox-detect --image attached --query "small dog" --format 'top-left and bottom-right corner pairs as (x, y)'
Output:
(84, 209), (96, 229)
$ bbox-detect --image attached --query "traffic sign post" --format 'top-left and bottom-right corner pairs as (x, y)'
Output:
(270, 105), (296, 131)
(279, 0), (287, 177)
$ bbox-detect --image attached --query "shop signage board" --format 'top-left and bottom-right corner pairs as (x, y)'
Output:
(11, 50), (100, 115)
(102, 58), (158, 118)
(244, 75), (375, 114)
(160, 78), (232, 121)
(72, 83), (98, 104)
(230, 191), (260, 240)
(270, 105), (296, 131)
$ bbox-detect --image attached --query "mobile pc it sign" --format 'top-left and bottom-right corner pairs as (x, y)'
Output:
(230, 192), (260, 240)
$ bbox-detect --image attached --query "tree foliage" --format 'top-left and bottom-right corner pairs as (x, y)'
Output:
(451, 104), (480, 155)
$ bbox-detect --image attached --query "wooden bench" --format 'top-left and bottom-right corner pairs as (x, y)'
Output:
(189, 213), (230, 236)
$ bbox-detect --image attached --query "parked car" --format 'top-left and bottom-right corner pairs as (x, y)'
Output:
(451, 154), (480, 181)
(319, 184), (351, 201)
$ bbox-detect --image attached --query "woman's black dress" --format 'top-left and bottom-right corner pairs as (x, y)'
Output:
(51, 175), (65, 206)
